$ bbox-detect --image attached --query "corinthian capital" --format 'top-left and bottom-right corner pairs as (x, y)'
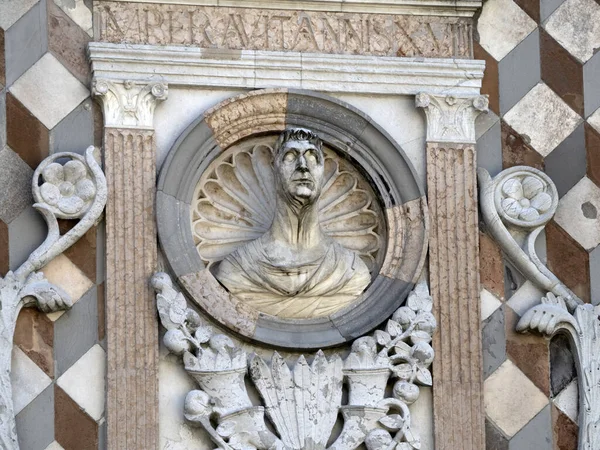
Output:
(92, 78), (168, 129)
(416, 93), (488, 144)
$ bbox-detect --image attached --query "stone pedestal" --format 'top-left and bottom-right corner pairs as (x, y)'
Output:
(93, 79), (167, 450)
(416, 93), (488, 450)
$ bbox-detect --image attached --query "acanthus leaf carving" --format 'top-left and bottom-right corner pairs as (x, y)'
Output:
(415, 93), (488, 144)
(0, 147), (107, 450)
(92, 78), (168, 129)
(152, 272), (436, 450)
(479, 166), (599, 450)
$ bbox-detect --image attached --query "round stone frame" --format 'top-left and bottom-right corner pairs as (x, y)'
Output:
(157, 89), (428, 349)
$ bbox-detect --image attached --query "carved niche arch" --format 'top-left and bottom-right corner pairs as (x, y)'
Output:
(156, 89), (428, 348)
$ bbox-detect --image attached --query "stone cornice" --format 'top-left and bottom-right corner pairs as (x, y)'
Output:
(99, 0), (482, 17)
(89, 43), (485, 97)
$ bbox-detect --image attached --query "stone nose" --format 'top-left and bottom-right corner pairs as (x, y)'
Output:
(297, 154), (308, 170)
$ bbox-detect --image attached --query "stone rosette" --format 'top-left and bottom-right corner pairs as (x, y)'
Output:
(156, 89), (428, 348)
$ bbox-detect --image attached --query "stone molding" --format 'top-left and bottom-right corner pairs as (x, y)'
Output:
(0, 148), (107, 449)
(415, 93), (489, 144)
(95, 2), (474, 55)
(479, 166), (599, 450)
(88, 43), (485, 97)
(96, 0), (481, 19)
(91, 79), (168, 129)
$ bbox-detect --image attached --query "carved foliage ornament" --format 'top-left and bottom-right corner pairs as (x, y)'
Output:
(153, 272), (436, 450)
(479, 166), (599, 450)
(0, 148), (107, 449)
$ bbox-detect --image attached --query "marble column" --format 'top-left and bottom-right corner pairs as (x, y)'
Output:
(416, 93), (489, 450)
(92, 79), (167, 450)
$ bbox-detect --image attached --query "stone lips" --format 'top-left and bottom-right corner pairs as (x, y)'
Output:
(157, 89), (428, 348)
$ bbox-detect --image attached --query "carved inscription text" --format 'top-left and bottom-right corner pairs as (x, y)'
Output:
(95, 2), (473, 58)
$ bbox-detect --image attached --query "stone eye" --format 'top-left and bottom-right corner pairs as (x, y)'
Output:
(305, 151), (317, 164)
(284, 151), (296, 163)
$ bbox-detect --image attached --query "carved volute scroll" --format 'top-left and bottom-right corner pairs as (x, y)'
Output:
(479, 166), (599, 450)
(0, 148), (107, 450)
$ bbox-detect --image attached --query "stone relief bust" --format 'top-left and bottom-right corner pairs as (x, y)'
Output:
(213, 129), (371, 318)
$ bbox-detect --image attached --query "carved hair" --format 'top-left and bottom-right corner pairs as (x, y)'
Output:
(274, 128), (323, 156)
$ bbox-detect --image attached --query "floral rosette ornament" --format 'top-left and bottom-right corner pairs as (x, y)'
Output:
(493, 166), (558, 228)
(33, 150), (98, 218)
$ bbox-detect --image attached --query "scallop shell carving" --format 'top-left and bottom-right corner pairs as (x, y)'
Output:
(191, 141), (383, 271)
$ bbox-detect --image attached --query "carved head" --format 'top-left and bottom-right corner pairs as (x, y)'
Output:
(274, 128), (324, 205)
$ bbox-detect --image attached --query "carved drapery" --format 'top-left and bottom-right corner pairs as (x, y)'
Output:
(92, 80), (167, 449)
(416, 93), (488, 450)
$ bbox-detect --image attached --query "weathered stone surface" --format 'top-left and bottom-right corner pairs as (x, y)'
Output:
(204, 89), (286, 148)
(95, 2), (473, 58)
(427, 143), (485, 450)
(104, 128), (158, 449)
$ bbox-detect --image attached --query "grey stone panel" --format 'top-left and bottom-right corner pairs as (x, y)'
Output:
(49, 99), (94, 154)
(98, 417), (107, 450)
(540, 0), (566, 22)
(253, 315), (345, 349)
(54, 286), (98, 377)
(583, 50), (600, 118)
(550, 334), (576, 396)
(485, 419), (509, 450)
(590, 244), (600, 306)
(15, 384), (54, 450)
(499, 29), (541, 116)
(4, 0), (48, 86)
(156, 191), (203, 277)
(0, 146), (33, 223)
(157, 119), (219, 200)
(0, 88), (6, 149)
(504, 262), (527, 301)
(509, 405), (552, 450)
(545, 123), (586, 198)
(482, 305), (506, 379)
(535, 229), (547, 265)
(475, 109), (500, 140)
(477, 120), (503, 177)
(8, 205), (47, 271)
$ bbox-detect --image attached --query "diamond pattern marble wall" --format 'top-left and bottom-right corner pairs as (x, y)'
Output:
(0, 1), (104, 449)
(476, 0), (600, 445)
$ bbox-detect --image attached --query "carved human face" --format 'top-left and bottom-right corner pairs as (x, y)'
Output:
(275, 139), (324, 204)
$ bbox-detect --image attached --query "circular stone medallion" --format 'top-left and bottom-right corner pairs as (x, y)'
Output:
(157, 89), (428, 349)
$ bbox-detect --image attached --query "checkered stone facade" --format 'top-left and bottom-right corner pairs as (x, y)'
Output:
(0, 1), (105, 449)
(0, 0), (597, 448)
(476, 0), (600, 446)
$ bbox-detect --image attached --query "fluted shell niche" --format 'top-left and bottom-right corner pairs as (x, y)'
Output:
(190, 134), (386, 319)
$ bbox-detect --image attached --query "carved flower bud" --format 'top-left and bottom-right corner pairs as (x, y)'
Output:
(164, 329), (191, 355)
(184, 390), (211, 417)
(392, 306), (416, 330)
(365, 429), (393, 450)
(410, 341), (434, 365)
(415, 312), (437, 334)
(392, 380), (420, 404)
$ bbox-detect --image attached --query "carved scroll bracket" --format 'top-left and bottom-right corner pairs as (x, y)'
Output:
(0, 147), (107, 449)
(479, 166), (598, 450)
(91, 78), (168, 129)
(415, 93), (489, 144)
